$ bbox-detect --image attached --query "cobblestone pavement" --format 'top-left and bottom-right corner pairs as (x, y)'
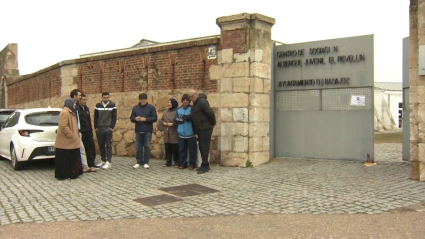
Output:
(1, 143), (423, 226)
(374, 143), (403, 162)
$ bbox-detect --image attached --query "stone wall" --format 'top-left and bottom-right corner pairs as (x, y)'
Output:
(214, 13), (275, 167)
(6, 38), (221, 162)
(0, 44), (19, 108)
(410, 0), (424, 180)
(4, 13), (275, 167)
(8, 90), (221, 162)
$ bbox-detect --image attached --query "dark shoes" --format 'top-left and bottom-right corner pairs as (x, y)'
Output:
(197, 167), (210, 174)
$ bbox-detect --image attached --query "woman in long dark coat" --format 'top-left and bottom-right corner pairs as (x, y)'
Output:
(54, 98), (82, 179)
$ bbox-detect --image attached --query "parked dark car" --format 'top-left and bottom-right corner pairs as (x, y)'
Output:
(0, 109), (18, 128)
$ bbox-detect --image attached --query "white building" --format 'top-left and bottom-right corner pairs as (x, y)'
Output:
(374, 82), (402, 131)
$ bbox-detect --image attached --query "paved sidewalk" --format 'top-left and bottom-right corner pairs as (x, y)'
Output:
(0, 145), (424, 226)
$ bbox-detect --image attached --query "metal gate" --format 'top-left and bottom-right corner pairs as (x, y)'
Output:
(271, 35), (374, 161)
(402, 37), (410, 161)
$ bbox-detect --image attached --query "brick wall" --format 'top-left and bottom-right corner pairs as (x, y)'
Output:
(7, 38), (219, 107)
(221, 29), (246, 54)
(7, 68), (61, 106)
(73, 46), (218, 96)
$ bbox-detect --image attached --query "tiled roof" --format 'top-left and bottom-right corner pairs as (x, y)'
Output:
(374, 82), (402, 91)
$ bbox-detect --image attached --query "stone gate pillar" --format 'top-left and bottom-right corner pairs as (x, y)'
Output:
(410, 0), (425, 180)
(0, 44), (19, 108)
(212, 13), (275, 167)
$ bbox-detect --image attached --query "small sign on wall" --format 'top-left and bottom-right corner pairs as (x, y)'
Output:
(350, 95), (366, 106)
(419, 45), (425, 75)
(207, 46), (216, 59)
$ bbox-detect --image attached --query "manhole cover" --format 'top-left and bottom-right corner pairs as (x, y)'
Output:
(159, 183), (219, 197)
(134, 194), (183, 207)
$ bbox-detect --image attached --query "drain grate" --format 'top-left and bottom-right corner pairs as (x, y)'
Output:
(158, 183), (219, 197)
(133, 194), (183, 207)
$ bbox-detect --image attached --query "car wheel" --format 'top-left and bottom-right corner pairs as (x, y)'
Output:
(10, 146), (24, 171)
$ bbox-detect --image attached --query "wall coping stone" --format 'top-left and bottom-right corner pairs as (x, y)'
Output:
(216, 13), (275, 27)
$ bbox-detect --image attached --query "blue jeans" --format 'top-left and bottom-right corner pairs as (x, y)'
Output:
(136, 132), (152, 165)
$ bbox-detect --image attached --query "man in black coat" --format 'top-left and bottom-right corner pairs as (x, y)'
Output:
(77, 94), (97, 169)
(187, 90), (216, 174)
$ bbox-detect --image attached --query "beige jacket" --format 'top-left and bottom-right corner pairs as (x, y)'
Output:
(161, 109), (179, 144)
(54, 107), (80, 149)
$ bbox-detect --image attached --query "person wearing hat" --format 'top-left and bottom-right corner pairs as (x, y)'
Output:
(161, 98), (179, 167)
(130, 93), (158, 169)
(175, 94), (197, 170)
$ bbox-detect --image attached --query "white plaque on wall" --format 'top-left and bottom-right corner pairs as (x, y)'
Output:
(419, 45), (425, 75)
(350, 95), (366, 106)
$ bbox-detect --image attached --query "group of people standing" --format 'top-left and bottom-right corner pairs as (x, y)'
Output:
(130, 90), (216, 174)
(54, 89), (216, 179)
(54, 90), (117, 179)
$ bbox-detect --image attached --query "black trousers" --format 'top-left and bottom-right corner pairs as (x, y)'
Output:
(81, 131), (96, 167)
(96, 128), (113, 162)
(178, 137), (197, 167)
(198, 129), (213, 168)
(165, 143), (179, 166)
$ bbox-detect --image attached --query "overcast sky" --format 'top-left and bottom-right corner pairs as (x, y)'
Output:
(0, 0), (409, 82)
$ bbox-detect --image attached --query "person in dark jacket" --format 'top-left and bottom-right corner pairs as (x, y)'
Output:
(94, 92), (117, 169)
(187, 90), (216, 174)
(70, 89), (94, 173)
(130, 93), (158, 169)
(175, 94), (197, 170)
(161, 99), (179, 167)
(77, 94), (97, 169)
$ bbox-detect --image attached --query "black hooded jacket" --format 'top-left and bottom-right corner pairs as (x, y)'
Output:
(191, 93), (216, 133)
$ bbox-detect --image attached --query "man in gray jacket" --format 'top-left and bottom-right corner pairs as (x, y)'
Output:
(94, 92), (117, 169)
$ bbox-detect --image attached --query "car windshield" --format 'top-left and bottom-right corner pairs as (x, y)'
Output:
(25, 111), (60, 126)
(0, 111), (14, 123)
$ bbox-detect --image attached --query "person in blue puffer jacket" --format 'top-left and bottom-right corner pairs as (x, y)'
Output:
(175, 94), (198, 169)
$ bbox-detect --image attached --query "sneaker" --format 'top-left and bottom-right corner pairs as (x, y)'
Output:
(96, 161), (105, 167)
(102, 161), (111, 169)
(197, 167), (210, 174)
(143, 164), (150, 169)
(133, 163), (140, 169)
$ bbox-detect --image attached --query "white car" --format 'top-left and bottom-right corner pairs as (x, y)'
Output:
(0, 108), (62, 170)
